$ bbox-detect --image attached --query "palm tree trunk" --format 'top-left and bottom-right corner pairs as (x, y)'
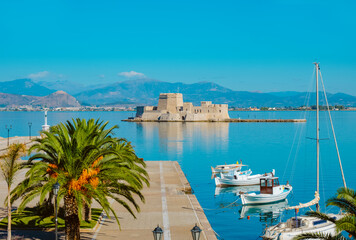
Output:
(83, 200), (91, 222)
(64, 194), (80, 240)
(7, 186), (11, 240)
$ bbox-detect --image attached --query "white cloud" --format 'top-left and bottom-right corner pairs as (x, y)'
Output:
(118, 71), (145, 78)
(99, 74), (105, 79)
(28, 71), (49, 79)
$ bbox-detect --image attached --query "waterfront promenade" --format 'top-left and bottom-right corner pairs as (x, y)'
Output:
(0, 137), (217, 240)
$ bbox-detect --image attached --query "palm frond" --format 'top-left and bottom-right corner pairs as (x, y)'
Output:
(293, 232), (347, 240)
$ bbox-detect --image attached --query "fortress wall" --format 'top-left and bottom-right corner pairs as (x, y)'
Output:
(136, 93), (229, 121)
(159, 113), (182, 121)
(136, 106), (158, 117)
(208, 104), (230, 120)
(136, 106), (145, 117)
(183, 102), (193, 112)
(185, 113), (208, 121)
(201, 101), (212, 106)
(141, 111), (162, 120)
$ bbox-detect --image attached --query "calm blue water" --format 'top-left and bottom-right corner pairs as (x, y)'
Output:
(1, 110), (355, 239)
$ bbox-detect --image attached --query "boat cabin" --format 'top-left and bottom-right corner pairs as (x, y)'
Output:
(260, 177), (280, 194)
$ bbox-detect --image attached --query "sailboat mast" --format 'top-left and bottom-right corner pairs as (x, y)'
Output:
(315, 62), (320, 212)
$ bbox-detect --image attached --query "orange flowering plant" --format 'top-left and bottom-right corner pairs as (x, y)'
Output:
(10, 118), (149, 240)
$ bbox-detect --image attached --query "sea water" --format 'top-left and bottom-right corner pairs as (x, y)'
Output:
(0, 110), (355, 239)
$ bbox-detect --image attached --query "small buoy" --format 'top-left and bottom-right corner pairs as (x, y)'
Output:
(247, 216), (250, 220)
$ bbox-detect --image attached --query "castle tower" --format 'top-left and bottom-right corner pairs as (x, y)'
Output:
(157, 93), (183, 113)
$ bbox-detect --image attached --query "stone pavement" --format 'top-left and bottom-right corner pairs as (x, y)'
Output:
(0, 144), (217, 240)
(82, 161), (217, 240)
(0, 136), (35, 220)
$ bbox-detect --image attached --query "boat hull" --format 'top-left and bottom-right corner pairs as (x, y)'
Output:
(215, 174), (264, 186)
(262, 214), (340, 240)
(241, 186), (292, 205)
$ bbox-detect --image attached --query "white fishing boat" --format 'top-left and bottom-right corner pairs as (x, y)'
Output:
(211, 161), (245, 175)
(214, 168), (275, 187)
(240, 177), (292, 205)
(262, 63), (348, 240)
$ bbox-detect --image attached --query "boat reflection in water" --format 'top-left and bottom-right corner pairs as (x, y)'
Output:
(214, 186), (288, 227)
(214, 185), (259, 197)
(239, 200), (289, 226)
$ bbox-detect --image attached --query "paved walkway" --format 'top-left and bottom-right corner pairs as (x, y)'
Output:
(82, 161), (217, 240)
(0, 157), (217, 240)
(0, 136), (35, 220)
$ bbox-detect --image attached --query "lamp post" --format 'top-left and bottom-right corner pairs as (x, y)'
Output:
(5, 125), (12, 146)
(152, 225), (163, 240)
(53, 182), (60, 240)
(191, 224), (202, 240)
(28, 122), (32, 140)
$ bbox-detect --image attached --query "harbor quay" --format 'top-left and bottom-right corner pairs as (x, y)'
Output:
(0, 137), (217, 240)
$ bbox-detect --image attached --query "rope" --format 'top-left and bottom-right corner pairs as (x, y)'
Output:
(202, 196), (242, 211)
(319, 71), (347, 188)
(281, 68), (314, 184)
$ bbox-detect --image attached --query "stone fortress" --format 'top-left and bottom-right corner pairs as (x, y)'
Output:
(134, 93), (230, 122)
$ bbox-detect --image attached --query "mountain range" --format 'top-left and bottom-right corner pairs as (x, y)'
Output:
(1, 78), (356, 108)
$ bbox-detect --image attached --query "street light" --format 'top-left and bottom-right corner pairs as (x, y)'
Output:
(53, 181), (60, 240)
(5, 125), (12, 146)
(28, 122), (32, 140)
(191, 224), (202, 240)
(152, 225), (163, 240)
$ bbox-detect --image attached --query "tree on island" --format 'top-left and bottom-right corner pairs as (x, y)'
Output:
(11, 118), (149, 240)
(294, 187), (356, 240)
(0, 143), (27, 240)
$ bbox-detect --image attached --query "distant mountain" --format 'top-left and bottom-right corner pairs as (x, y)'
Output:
(32, 91), (81, 107)
(2, 78), (356, 108)
(0, 79), (55, 96)
(36, 80), (86, 95)
(74, 79), (356, 107)
(36, 80), (105, 95)
(74, 78), (233, 106)
(267, 91), (304, 97)
(0, 91), (80, 108)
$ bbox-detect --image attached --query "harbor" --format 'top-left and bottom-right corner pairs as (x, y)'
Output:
(0, 109), (355, 239)
(0, 136), (216, 239)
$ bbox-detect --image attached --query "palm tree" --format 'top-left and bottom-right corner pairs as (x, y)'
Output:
(294, 187), (356, 240)
(0, 143), (27, 240)
(11, 118), (149, 240)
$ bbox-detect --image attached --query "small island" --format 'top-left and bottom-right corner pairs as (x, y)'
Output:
(123, 93), (306, 123)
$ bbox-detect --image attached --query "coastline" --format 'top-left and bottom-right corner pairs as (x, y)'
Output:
(122, 118), (307, 123)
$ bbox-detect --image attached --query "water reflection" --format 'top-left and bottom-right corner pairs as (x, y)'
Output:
(214, 185), (259, 196)
(214, 185), (288, 226)
(239, 200), (288, 225)
(136, 122), (230, 156)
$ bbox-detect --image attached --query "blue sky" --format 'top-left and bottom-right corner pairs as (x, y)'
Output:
(1, 0), (355, 94)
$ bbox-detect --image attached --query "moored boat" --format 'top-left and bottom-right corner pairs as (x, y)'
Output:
(263, 213), (341, 239)
(214, 168), (275, 187)
(262, 63), (348, 239)
(240, 177), (292, 205)
(211, 161), (245, 175)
